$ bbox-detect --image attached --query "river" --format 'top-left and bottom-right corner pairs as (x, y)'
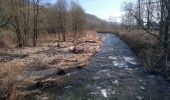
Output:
(35, 33), (170, 100)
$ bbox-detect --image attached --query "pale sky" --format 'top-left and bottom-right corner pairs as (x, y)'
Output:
(49, 0), (134, 22)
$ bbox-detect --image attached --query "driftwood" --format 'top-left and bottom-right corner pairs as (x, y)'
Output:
(85, 40), (97, 43)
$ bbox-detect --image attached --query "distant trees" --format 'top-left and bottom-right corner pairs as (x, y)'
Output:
(54, 0), (68, 41)
(22, 0), (30, 46)
(0, 0), (3, 25)
(0, 0), (87, 47)
(9, 0), (27, 47)
(1, 0), (35, 47)
(70, 1), (86, 43)
(32, 0), (40, 47)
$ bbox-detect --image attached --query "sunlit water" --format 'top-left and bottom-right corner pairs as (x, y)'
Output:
(35, 34), (170, 100)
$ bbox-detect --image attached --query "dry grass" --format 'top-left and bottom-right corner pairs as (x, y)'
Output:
(0, 30), (102, 99)
(0, 62), (25, 100)
(118, 29), (158, 46)
(0, 29), (98, 48)
(118, 29), (159, 54)
(37, 32), (58, 44)
(117, 29), (164, 73)
(0, 29), (17, 48)
(27, 58), (49, 70)
(0, 30), (59, 48)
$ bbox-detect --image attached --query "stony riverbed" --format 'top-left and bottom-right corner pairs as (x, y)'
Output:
(0, 32), (103, 99)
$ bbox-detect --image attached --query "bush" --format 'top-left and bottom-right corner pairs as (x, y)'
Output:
(0, 29), (17, 48)
(0, 62), (25, 100)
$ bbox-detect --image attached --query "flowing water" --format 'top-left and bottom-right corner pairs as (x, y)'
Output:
(37, 34), (170, 100)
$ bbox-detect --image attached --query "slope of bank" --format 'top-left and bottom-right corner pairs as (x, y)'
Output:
(0, 31), (103, 99)
(116, 29), (170, 80)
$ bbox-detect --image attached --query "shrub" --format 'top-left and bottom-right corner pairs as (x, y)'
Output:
(0, 29), (17, 48)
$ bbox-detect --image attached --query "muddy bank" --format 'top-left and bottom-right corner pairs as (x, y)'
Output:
(0, 31), (103, 99)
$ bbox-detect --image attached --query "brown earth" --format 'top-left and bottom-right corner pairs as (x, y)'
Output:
(0, 31), (103, 99)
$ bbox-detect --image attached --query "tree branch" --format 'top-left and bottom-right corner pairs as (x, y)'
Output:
(0, 16), (12, 28)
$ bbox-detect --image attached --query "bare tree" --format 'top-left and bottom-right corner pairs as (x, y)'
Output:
(0, 0), (9, 28)
(1, 0), (31, 47)
(10, 0), (25, 47)
(0, 0), (87, 48)
(0, 0), (4, 25)
(22, 0), (30, 46)
(122, 0), (170, 74)
(69, 1), (86, 52)
(32, 0), (40, 47)
(70, 1), (86, 42)
(54, 0), (68, 42)
(146, 0), (151, 29)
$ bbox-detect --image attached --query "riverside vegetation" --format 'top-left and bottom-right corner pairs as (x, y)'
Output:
(118, 0), (170, 79)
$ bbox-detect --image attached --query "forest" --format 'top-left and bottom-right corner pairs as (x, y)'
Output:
(0, 0), (87, 47)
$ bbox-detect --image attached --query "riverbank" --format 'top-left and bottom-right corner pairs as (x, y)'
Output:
(0, 31), (103, 99)
(116, 30), (157, 54)
(116, 29), (170, 78)
(31, 33), (170, 100)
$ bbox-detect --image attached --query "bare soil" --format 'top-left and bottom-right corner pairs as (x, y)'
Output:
(0, 31), (103, 98)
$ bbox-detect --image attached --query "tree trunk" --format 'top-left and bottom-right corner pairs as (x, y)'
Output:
(163, 3), (170, 49)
